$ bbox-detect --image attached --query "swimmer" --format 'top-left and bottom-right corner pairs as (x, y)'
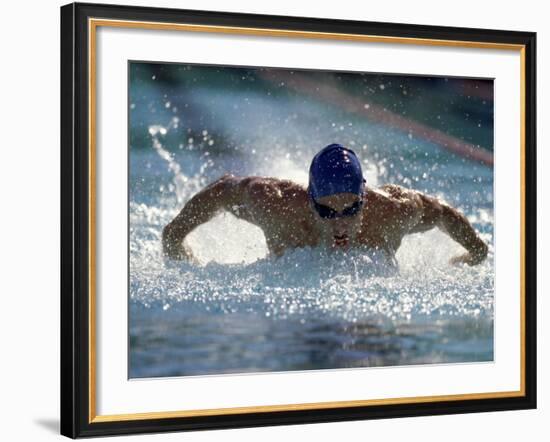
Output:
(162, 143), (488, 265)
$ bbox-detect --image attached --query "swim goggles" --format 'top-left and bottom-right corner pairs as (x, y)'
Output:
(311, 198), (363, 219)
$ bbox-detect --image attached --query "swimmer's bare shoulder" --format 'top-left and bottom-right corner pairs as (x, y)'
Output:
(162, 174), (307, 260)
(235, 175), (306, 202)
(364, 184), (423, 223)
(227, 176), (312, 238)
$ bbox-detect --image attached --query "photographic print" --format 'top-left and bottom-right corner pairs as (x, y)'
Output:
(129, 62), (494, 379)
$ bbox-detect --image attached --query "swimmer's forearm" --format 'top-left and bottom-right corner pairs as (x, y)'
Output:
(439, 204), (488, 265)
(466, 238), (488, 264)
(162, 207), (207, 259)
(162, 221), (187, 259)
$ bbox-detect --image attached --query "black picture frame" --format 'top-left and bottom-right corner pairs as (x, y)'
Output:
(61, 2), (537, 438)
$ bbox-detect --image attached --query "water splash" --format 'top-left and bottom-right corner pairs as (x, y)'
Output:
(148, 117), (214, 205)
(132, 120), (494, 324)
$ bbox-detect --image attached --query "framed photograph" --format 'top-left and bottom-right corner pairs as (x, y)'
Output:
(60, 2), (536, 438)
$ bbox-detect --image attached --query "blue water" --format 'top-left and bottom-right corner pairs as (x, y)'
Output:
(129, 85), (494, 378)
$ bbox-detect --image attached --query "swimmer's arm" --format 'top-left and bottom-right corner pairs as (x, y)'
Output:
(412, 193), (488, 266)
(162, 174), (240, 260)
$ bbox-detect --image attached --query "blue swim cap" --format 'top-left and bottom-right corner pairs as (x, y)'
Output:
(308, 143), (365, 201)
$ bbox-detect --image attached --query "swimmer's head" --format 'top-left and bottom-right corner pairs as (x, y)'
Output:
(308, 144), (366, 248)
(308, 143), (365, 201)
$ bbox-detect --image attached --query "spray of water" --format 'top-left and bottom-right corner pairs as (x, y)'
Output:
(130, 118), (494, 325)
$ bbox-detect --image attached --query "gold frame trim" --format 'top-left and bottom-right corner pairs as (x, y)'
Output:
(88, 18), (527, 424)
